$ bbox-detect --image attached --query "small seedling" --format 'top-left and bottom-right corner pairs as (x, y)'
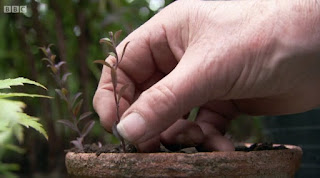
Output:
(94, 30), (130, 153)
(40, 45), (94, 151)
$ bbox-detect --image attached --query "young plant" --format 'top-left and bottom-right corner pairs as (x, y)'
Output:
(40, 45), (94, 151)
(94, 30), (130, 152)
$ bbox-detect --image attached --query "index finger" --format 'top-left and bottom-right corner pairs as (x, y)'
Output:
(93, 10), (181, 132)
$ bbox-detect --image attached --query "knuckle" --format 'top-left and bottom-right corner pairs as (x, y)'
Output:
(92, 92), (100, 111)
(137, 84), (180, 123)
(145, 84), (177, 106)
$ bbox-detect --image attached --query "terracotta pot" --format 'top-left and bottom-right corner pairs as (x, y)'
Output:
(65, 144), (302, 178)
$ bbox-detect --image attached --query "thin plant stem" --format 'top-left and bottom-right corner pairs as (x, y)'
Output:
(95, 30), (130, 153)
(112, 74), (126, 152)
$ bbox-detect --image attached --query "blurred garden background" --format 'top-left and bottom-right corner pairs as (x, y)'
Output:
(0, 0), (319, 177)
(0, 0), (175, 177)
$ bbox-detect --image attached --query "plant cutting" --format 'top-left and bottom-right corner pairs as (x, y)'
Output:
(93, 30), (130, 153)
(40, 45), (94, 151)
(40, 34), (132, 155)
(64, 31), (303, 177)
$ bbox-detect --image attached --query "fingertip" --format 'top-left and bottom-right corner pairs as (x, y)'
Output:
(161, 119), (205, 151)
(117, 112), (147, 143)
(196, 135), (235, 152)
(135, 136), (161, 153)
(195, 109), (235, 152)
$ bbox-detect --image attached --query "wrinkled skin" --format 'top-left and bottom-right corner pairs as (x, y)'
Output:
(93, 0), (320, 152)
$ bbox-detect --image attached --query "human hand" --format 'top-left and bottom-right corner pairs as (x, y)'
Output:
(93, 0), (320, 152)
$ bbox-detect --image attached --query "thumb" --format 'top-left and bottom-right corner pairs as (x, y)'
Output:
(116, 52), (210, 144)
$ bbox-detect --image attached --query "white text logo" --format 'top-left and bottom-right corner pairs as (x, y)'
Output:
(4, 6), (27, 13)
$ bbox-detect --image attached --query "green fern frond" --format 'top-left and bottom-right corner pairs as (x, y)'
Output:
(0, 98), (48, 141)
(0, 77), (50, 143)
(0, 77), (47, 90)
(17, 113), (48, 140)
(0, 93), (52, 99)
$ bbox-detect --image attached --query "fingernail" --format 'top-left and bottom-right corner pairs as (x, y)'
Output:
(117, 113), (146, 143)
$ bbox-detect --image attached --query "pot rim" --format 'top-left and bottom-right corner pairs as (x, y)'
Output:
(65, 143), (303, 177)
(66, 143), (302, 155)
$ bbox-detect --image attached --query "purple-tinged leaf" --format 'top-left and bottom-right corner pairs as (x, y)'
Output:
(73, 99), (83, 116)
(62, 73), (72, 84)
(117, 84), (129, 102)
(114, 30), (122, 42)
(110, 67), (117, 89)
(71, 92), (82, 107)
(120, 41), (130, 63)
(81, 120), (95, 138)
(93, 60), (112, 69)
(41, 58), (53, 65)
(58, 119), (78, 132)
(46, 47), (52, 57)
(55, 61), (66, 70)
(55, 89), (67, 101)
(71, 137), (83, 150)
(78, 112), (92, 122)
(112, 122), (123, 140)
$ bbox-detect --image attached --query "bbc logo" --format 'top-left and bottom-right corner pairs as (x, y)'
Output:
(4, 6), (27, 13)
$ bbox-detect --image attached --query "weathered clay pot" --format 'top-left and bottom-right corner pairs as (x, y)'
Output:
(65, 144), (302, 178)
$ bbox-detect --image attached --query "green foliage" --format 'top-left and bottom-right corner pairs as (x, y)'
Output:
(0, 78), (49, 141)
(0, 162), (20, 178)
(227, 115), (264, 143)
(0, 77), (47, 90)
(0, 77), (49, 176)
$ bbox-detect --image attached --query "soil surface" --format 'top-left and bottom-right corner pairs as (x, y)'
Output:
(67, 142), (287, 156)
(235, 143), (287, 151)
